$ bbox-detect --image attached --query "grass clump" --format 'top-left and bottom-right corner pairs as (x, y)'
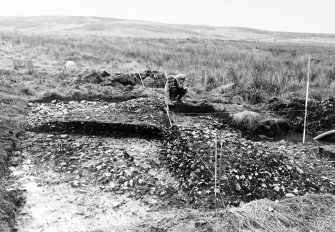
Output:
(232, 111), (262, 131)
(225, 194), (335, 232)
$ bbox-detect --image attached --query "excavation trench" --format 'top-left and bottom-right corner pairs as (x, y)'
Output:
(29, 121), (164, 140)
(15, 100), (184, 231)
(169, 101), (216, 114)
(15, 96), (335, 230)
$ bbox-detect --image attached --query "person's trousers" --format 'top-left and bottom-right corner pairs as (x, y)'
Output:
(175, 87), (187, 100)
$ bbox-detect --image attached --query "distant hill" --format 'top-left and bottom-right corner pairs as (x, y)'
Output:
(0, 16), (335, 43)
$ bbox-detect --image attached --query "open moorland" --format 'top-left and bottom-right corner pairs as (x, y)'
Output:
(1, 16), (335, 232)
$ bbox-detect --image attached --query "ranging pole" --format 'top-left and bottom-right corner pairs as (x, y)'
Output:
(138, 73), (145, 87)
(303, 56), (311, 143)
(165, 105), (173, 127)
(214, 137), (218, 215)
(219, 140), (223, 177)
(214, 136), (219, 231)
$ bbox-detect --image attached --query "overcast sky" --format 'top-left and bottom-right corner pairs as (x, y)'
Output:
(1, 0), (334, 34)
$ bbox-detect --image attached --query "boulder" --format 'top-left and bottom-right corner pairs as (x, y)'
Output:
(63, 61), (77, 72)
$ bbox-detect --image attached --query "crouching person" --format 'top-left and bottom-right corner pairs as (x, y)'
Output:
(164, 74), (188, 105)
(175, 74), (187, 102)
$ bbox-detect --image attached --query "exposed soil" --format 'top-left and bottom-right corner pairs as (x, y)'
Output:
(169, 101), (216, 114)
(0, 98), (27, 232)
(30, 121), (163, 139)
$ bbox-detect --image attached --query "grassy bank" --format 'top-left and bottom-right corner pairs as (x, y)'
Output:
(0, 93), (27, 231)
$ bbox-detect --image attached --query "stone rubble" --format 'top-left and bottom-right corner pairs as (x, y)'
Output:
(21, 132), (180, 202)
(24, 96), (335, 207)
(161, 115), (335, 206)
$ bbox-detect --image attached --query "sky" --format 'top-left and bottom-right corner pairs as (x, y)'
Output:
(0, 0), (334, 34)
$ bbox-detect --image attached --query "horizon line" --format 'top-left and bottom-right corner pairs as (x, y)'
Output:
(1, 15), (335, 36)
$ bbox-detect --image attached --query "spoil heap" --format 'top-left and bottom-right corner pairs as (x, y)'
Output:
(74, 69), (112, 84)
(74, 69), (166, 88)
(269, 97), (335, 135)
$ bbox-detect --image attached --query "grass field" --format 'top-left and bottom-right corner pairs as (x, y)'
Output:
(1, 29), (335, 103)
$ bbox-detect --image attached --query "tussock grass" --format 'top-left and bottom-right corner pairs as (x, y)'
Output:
(0, 96), (27, 133)
(0, 115), (26, 133)
(232, 111), (262, 131)
(141, 194), (335, 232)
(225, 194), (335, 232)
